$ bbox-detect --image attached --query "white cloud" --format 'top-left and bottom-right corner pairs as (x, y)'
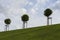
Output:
(30, 9), (36, 14)
(37, 0), (48, 4)
(29, 2), (33, 6)
(19, 8), (27, 14)
(51, 10), (60, 24)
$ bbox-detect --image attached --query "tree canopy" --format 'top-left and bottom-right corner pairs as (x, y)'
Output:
(4, 18), (11, 25)
(44, 8), (53, 17)
(21, 14), (29, 22)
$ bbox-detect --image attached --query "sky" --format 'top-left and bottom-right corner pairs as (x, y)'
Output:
(0, 0), (60, 31)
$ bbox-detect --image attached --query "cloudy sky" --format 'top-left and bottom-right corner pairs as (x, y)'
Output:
(0, 0), (60, 31)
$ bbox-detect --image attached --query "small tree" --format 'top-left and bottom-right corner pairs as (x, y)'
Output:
(44, 8), (53, 25)
(21, 14), (29, 29)
(4, 18), (11, 31)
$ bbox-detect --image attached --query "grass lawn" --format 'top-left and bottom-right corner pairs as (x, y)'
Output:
(0, 24), (60, 40)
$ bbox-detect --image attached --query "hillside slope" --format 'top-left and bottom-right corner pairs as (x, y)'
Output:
(0, 24), (60, 40)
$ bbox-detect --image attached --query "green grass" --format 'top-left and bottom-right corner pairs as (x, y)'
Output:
(0, 24), (60, 40)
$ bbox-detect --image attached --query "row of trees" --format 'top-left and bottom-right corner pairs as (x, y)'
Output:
(4, 8), (53, 31)
(4, 14), (29, 31)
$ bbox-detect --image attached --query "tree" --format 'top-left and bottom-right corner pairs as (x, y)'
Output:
(21, 14), (29, 29)
(44, 8), (53, 25)
(4, 18), (11, 31)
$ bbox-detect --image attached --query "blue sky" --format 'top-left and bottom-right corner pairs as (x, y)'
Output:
(0, 0), (60, 31)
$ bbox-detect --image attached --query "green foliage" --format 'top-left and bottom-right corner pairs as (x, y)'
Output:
(4, 18), (11, 25)
(21, 14), (29, 22)
(0, 24), (60, 40)
(44, 8), (52, 17)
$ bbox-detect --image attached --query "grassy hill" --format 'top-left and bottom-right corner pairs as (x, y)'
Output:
(0, 24), (60, 40)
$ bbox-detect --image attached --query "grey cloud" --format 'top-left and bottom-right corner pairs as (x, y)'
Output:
(52, 1), (60, 10)
(0, 4), (5, 13)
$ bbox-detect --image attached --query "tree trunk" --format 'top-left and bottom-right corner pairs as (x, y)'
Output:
(23, 21), (25, 29)
(26, 21), (27, 28)
(5, 25), (7, 31)
(47, 17), (49, 26)
(5, 25), (9, 31)
(7, 25), (9, 31)
(51, 17), (52, 25)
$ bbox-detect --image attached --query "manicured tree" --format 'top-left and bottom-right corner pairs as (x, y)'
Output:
(21, 14), (29, 29)
(4, 18), (11, 31)
(44, 8), (53, 25)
